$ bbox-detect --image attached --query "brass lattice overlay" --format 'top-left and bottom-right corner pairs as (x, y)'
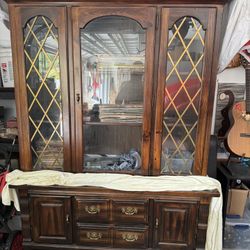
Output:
(24, 16), (63, 170)
(161, 17), (205, 175)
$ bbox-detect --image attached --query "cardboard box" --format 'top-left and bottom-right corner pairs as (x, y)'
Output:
(227, 184), (249, 217)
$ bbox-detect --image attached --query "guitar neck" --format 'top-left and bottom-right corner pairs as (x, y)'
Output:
(245, 63), (250, 114)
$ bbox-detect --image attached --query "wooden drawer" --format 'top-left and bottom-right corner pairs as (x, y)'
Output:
(112, 200), (148, 224)
(113, 226), (148, 248)
(74, 197), (110, 222)
(76, 224), (112, 247)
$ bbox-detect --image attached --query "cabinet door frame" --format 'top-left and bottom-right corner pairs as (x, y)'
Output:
(153, 7), (217, 175)
(153, 199), (199, 249)
(30, 195), (72, 244)
(72, 7), (156, 174)
(9, 6), (71, 171)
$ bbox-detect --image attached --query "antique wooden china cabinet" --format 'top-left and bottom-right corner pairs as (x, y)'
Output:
(7, 0), (229, 249)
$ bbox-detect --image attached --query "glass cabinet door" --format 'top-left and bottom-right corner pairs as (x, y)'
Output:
(72, 8), (156, 174)
(154, 8), (216, 175)
(14, 7), (70, 171)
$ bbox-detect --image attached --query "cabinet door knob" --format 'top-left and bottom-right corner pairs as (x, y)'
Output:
(76, 93), (81, 103)
(155, 218), (159, 228)
(66, 214), (70, 223)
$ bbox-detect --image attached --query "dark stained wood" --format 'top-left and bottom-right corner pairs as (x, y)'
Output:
(167, 8), (211, 29)
(113, 226), (149, 248)
(67, 7), (77, 173)
(194, 7), (217, 175)
(10, 6), (71, 171)
(7, 0), (228, 249)
(19, 7), (65, 28)
(71, 7), (83, 173)
(76, 224), (112, 247)
(14, 185), (217, 249)
(153, 7), (217, 175)
(74, 197), (110, 223)
(154, 199), (198, 249)
(72, 7), (156, 175)
(153, 7), (169, 175)
(17, 188), (32, 242)
(9, 1), (228, 175)
(5, 0), (231, 4)
(30, 195), (72, 244)
(112, 199), (149, 224)
(196, 196), (212, 247)
(200, 6), (225, 175)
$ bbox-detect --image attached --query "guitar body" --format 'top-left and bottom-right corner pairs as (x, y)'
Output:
(227, 101), (250, 157)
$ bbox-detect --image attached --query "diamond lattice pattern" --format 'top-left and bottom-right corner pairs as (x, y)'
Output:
(24, 16), (63, 170)
(161, 17), (205, 175)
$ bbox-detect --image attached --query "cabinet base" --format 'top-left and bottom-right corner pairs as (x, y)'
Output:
(23, 242), (157, 250)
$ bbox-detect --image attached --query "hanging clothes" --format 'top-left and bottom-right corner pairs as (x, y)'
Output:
(218, 0), (250, 72)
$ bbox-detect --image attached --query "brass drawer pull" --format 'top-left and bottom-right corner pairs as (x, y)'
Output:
(122, 233), (139, 242)
(86, 232), (102, 240)
(85, 205), (100, 214)
(121, 207), (138, 216)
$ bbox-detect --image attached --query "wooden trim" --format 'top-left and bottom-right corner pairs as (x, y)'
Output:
(10, 6), (33, 170)
(71, 8), (83, 172)
(200, 6), (224, 175)
(150, 7), (161, 176)
(74, 7), (156, 29)
(59, 7), (72, 171)
(153, 8), (169, 175)
(193, 8), (216, 175)
(141, 7), (156, 175)
(67, 7), (77, 172)
(19, 7), (66, 28)
(13, 185), (220, 198)
(153, 7), (217, 175)
(17, 189), (32, 242)
(10, 6), (71, 171)
(6, 0), (231, 4)
(167, 8), (211, 29)
(72, 7), (156, 174)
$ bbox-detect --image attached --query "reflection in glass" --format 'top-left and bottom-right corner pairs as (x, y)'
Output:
(24, 16), (63, 170)
(81, 16), (145, 172)
(161, 17), (205, 175)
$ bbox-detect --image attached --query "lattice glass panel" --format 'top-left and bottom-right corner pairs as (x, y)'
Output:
(161, 17), (205, 175)
(24, 16), (63, 170)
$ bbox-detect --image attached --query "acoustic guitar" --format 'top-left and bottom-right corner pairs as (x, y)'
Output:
(227, 57), (250, 157)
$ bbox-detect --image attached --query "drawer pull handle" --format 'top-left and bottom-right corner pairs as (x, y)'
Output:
(122, 233), (138, 242)
(85, 205), (100, 214)
(121, 207), (138, 216)
(86, 232), (102, 240)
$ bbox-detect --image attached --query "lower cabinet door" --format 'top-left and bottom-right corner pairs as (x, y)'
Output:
(30, 195), (72, 244)
(154, 200), (199, 250)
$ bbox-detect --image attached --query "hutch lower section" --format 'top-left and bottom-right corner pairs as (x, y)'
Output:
(16, 186), (218, 250)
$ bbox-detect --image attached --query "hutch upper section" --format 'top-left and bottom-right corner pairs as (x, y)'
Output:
(7, 0), (229, 176)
